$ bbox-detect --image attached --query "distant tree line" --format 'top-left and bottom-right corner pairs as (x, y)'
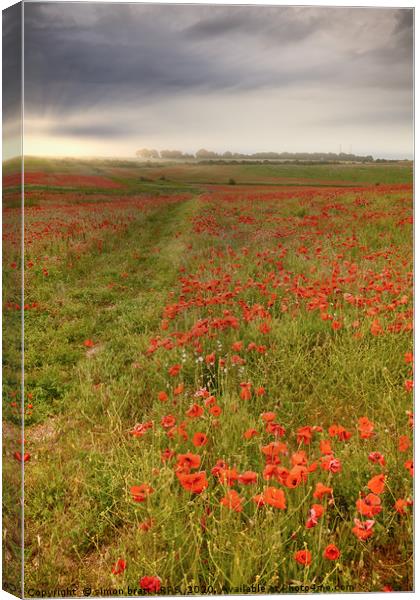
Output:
(136, 148), (375, 162)
(136, 148), (195, 159)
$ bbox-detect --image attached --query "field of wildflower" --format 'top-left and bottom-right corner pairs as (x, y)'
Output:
(2, 158), (413, 595)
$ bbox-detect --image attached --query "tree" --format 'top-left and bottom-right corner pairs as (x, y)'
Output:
(136, 148), (159, 159)
(196, 148), (219, 159)
(160, 149), (185, 159)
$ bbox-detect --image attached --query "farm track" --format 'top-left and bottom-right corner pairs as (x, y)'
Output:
(10, 195), (201, 590)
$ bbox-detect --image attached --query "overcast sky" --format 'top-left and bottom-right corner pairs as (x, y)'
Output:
(3, 2), (414, 159)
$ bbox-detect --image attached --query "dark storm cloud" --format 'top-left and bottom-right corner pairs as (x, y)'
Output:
(184, 6), (319, 44)
(48, 120), (146, 139)
(2, 2), (22, 158)
(394, 9), (413, 34)
(24, 3), (413, 118)
(2, 2), (22, 123)
(19, 3), (413, 160)
(24, 3), (243, 115)
(355, 9), (413, 66)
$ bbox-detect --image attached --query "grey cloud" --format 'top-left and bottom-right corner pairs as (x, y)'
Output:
(2, 2), (22, 123)
(183, 6), (319, 44)
(394, 9), (413, 34)
(47, 123), (138, 139)
(18, 3), (413, 160)
(43, 114), (158, 139)
(24, 3), (241, 112)
(315, 105), (413, 128)
(23, 3), (413, 119)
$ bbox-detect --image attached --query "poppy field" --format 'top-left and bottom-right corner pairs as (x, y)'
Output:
(2, 158), (413, 595)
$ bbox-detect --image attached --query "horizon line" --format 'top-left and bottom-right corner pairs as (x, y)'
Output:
(2, 153), (414, 163)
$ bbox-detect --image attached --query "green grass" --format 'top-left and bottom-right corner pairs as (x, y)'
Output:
(111, 161), (412, 186)
(3, 156), (413, 186)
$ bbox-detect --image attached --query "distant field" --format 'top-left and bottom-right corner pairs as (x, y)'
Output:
(125, 161), (412, 186)
(2, 157), (413, 594)
(3, 157), (413, 189)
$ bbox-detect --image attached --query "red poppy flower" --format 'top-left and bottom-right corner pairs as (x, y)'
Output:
(398, 435), (411, 452)
(404, 352), (413, 364)
(252, 486), (286, 510)
(297, 426), (313, 444)
(261, 412), (276, 423)
(285, 465), (307, 489)
(192, 432), (208, 447)
(291, 451), (307, 466)
(238, 470), (258, 485)
(139, 576), (161, 592)
(231, 354), (245, 365)
(186, 404), (204, 418)
(405, 380), (413, 392)
(394, 498), (409, 515)
(370, 319), (383, 336)
(130, 484), (154, 503)
(161, 414), (176, 429)
(205, 352), (216, 365)
(356, 493), (382, 518)
(313, 482), (333, 500)
(204, 395), (216, 407)
(129, 421), (153, 438)
(265, 422), (286, 437)
(168, 364), (181, 377)
(368, 452), (386, 467)
(111, 559), (126, 575)
(358, 417), (375, 439)
(243, 428), (258, 440)
(167, 423), (188, 442)
(319, 439), (332, 455)
(139, 518), (154, 532)
(211, 459), (227, 476)
(328, 424), (352, 441)
(262, 441), (287, 459)
(177, 452), (201, 471)
(158, 391), (168, 402)
(352, 518), (375, 541)
(14, 452), (30, 463)
(174, 383), (184, 395)
(320, 455), (342, 473)
(209, 404), (222, 417)
(217, 468), (239, 486)
(294, 550), (311, 566)
(239, 382), (252, 400)
(324, 544), (340, 560)
(258, 320), (270, 335)
(177, 471), (208, 494)
(306, 504), (324, 528)
(220, 490), (244, 512)
(367, 474), (386, 495)
(263, 464), (288, 484)
(404, 459), (413, 476)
